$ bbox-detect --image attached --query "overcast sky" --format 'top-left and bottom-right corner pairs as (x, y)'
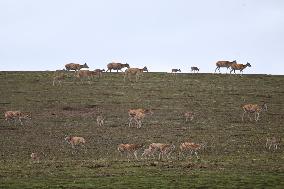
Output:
(0, 0), (283, 74)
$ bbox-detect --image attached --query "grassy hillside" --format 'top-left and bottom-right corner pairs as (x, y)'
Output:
(0, 71), (283, 188)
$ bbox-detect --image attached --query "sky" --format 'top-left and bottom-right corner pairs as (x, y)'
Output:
(0, 0), (283, 74)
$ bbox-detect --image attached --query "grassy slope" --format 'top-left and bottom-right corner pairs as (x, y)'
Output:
(0, 71), (283, 188)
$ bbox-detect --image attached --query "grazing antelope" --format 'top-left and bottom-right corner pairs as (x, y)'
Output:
(230, 62), (251, 75)
(266, 137), (280, 150)
(191, 67), (199, 73)
(128, 109), (153, 128)
(242, 103), (267, 122)
(4, 111), (31, 125)
(171, 69), (181, 75)
(30, 152), (40, 163)
(117, 143), (143, 161)
(179, 142), (202, 159)
(124, 66), (148, 82)
(184, 111), (194, 122)
(215, 60), (236, 73)
(53, 73), (66, 86)
(65, 136), (86, 149)
(106, 62), (130, 72)
(76, 70), (98, 84)
(65, 63), (89, 72)
(94, 69), (105, 78)
(96, 115), (104, 127)
(148, 143), (175, 160)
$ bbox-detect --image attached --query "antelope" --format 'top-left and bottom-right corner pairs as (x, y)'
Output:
(266, 137), (280, 150)
(171, 69), (181, 75)
(242, 103), (267, 122)
(179, 142), (202, 159)
(184, 111), (194, 122)
(128, 109), (153, 128)
(76, 70), (98, 84)
(96, 115), (104, 127)
(124, 66), (148, 82)
(148, 143), (175, 160)
(65, 63), (89, 72)
(191, 67), (199, 73)
(215, 60), (236, 73)
(117, 143), (143, 161)
(53, 73), (66, 86)
(30, 152), (40, 163)
(64, 136), (86, 149)
(230, 62), (251, 75)
(4, 111), (32, 125)
(94, 69), (105, 78)
(106, 62), (130, 72)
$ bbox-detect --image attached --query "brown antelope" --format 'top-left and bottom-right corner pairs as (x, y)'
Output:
(4, 111), (31, 125)
(76, 70), (98, 84)
(53, 73), (66, 86)
(106, 62), (130, 72)
(65, 136), (86, 149)
(148, 143), (175, 160)
(30, 152), (40, 163)
(94, 69), (105, 78)
(96, 115), (104, 127)
(242, 103), (267, 122)
(191, 67), (199, 73)
(215, 60), (236, 73)
(179, 142), (202, 159)
(230, 62), (251, 75)
(117, 143), (143, 161)
(266, 137), (280, 150)
(124, 66), (148, 82)
(65, 63), (89, 72)
(128, 109), (153, 128)
(184, 111), (194, 122)
(171, 69), (181, 75)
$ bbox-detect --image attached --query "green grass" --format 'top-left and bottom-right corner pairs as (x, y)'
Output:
(0, 71), (283, 188)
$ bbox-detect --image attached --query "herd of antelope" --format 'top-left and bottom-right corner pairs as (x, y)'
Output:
(52, 62), (150, 85)
(4, 60), (280, 163)
(53, 59), (251, 86)
(4, 101), (278, 163)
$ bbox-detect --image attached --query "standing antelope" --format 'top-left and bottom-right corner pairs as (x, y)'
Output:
(171, 69), (181, 75)
(117, 143), (143, 161)
(124, 66), (148, 82)
(266, 137), (280, 150)
(64, 136), (86, 149)
(94, 69), (105, 78)
(128, 109), (153, 128)
(148, 143), (175, 160)
(76, 70), (98, 84)
(184, 111), (194, 122)
(215, 60), (236, 73)
(191, 67), (199, 73)
(242, 103), (267, 122)
(4, 111), (32, 125)
(106, 62), (130, 72)
(230, 62), (251, 75)
(179, 142), (202, 159)
(65, 63), (89, 72)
